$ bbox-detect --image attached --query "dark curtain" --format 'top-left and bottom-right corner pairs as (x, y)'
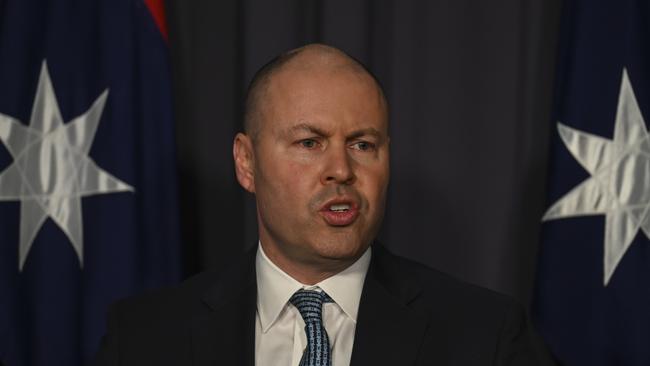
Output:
(165, 0), (562, 307)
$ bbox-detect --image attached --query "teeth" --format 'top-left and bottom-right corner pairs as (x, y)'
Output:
(329, 204), (350, 212)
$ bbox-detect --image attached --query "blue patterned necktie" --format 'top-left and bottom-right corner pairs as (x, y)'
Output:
(289, 289), (334, 366)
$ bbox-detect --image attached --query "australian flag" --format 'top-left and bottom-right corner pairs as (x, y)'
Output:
(0, 0), (182, 365)
(534, 0), (650, 365)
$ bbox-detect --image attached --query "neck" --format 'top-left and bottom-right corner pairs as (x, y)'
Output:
(259, 241), (358, 285)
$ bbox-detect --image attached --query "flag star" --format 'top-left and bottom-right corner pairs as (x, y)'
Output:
(0, 61), (133, 270)
(543, 69), (650, 286)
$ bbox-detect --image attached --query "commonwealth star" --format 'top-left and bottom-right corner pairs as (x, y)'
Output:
(543, 69), (650, 286)
(0, 61), (133, 270)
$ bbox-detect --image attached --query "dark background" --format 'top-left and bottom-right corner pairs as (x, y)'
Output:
(164, 0), (563, 307)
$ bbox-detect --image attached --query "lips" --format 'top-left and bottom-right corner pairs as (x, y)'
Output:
(319, 198), (360, 226)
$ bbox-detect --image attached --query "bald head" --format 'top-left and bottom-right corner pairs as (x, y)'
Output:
(243, 44), (387, 138)
(233, 44), (390, 283)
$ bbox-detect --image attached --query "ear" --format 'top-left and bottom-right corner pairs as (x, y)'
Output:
(233, 133), (256, 193)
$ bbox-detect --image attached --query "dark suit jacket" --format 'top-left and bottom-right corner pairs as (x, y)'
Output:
(93, 245), (539, 365)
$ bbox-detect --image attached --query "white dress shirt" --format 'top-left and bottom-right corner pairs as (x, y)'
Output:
(255, 243), (371, 366)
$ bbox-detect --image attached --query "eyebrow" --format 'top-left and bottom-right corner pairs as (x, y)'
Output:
(286, 123), (330, 137)
(347, 128), (382, 139)
(285, 123), (383, 140)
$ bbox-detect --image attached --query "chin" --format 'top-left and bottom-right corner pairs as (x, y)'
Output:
(313, 236), (368, 261)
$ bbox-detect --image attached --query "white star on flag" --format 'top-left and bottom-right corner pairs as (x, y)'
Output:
(543, 69), (650, 286)
(0, 61), (133, 270)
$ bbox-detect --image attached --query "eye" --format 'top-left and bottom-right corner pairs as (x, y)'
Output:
(351, 141), (375, 151)
(299, 139), (319, 149)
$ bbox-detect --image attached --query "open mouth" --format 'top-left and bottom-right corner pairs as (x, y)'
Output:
(320, 200), (359, 226)
(328, 203), (351, 212)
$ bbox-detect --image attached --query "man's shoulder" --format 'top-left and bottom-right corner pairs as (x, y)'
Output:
(372, 244), (518, 315)
(111, 249), (255, 323)
(367, 247), (537, 364)
(93, 251), (257, 365)
(110, 268), (217, 323)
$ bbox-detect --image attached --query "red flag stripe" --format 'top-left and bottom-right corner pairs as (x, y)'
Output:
(144, 0), (168, 41)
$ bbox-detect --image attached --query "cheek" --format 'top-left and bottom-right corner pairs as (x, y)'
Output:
(357, 162), (389, 202)
(257, 158), (318, 206)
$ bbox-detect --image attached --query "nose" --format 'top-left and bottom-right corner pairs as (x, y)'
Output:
(321, 144), (356, 185)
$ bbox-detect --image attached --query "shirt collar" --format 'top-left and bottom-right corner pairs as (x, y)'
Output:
(255, 242), (372, 333)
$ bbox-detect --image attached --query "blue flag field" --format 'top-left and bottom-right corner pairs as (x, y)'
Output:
(534, 0), (650, 365)
(0, 0), (182, 365)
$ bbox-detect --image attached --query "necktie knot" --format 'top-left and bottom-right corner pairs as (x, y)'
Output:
(289, 289), (332, 324)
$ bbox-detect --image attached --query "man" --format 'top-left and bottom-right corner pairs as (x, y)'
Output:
(94, 44), (539, 365)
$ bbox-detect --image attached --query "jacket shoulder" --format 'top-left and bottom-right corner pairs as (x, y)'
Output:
(114, 268), (217, 315)
(371, 246), (535, 364)
(373, 245), (519, 315)
(110, 248), (255, 326)
(93, 250), (257, 365)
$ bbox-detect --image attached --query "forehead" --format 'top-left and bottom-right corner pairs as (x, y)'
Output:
(260, 66), (388, 134)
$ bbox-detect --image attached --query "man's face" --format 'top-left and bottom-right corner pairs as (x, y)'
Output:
(240, 65), (389, 270)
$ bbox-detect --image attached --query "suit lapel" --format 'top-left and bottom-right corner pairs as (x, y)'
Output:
(186, 245), (430, 365)
(350, 246), (430, 366)
(190, 251), (257, 366)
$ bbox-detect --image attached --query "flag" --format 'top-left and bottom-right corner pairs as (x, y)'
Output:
(533, 0), (650, 364)
(0, 0), (182, 365)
